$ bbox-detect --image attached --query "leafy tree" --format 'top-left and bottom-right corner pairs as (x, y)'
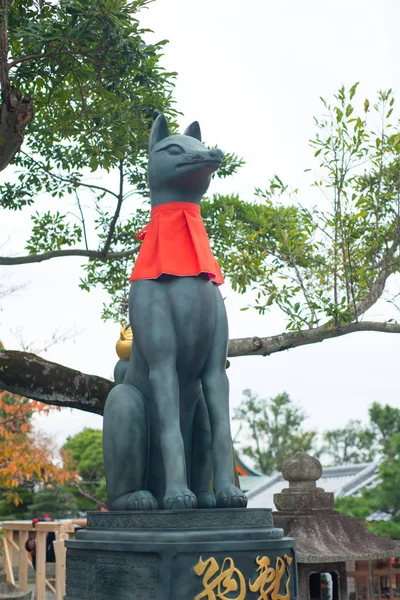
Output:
(0, 486), (33, 520)
(233, 389), (316, 475)
(368, 402), (400, 447)
(63, 427), (106, 509)
(0, 0), (179, 320)
(334, 403), (400, 539)
(321, 420), (377, 466)
(0, 0), (174, 172)
(322, 402), (400, 466)
(0, 389), (75, 505)
(0, 0), (242, 323)
(27, 485), (77, 519)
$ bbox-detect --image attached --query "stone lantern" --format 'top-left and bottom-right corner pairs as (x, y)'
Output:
(272, 451), (400, 600)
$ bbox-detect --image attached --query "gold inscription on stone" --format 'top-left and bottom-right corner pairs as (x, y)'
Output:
(193, 556), (246, 600)
(249, 554), (293, 600)
(193, 554), (292, 600)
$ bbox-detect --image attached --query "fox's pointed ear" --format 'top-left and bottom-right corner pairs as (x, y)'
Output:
(149, 114), (170, 152)
(184, 121), (201, 142)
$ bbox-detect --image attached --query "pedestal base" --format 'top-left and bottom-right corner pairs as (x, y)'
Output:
(66, 509), (297, 600)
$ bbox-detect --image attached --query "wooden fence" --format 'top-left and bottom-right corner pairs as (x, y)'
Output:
(1, 520), (84, 600)
(347, 559), (400, 599)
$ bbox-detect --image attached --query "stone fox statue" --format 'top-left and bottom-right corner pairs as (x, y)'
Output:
(103, 115), (247, 511)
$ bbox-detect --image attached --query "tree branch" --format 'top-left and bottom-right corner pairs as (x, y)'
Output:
(0, 350), (112, 413)
(1, 321), (400, 416)
(0, 246), (140, 265)
(20, 152), (121, 200)
(102, 159), (124, 257)
(7, 47), (106, 70)
(228, 321), (400, 357)
(354, 244), (400, 318)
(73, 481), (102, 505)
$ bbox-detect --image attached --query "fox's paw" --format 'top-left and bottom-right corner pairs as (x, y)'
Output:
(163, 486), (197, 510)
(110, 490), (158, 511)
(215, 485), (247, 508)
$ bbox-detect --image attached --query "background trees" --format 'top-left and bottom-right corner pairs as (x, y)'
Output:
(233, 389), (316, 475)
(0, 420), (105, 518)
(63, 428), (106, 510)
(0, 388), (76, 517)
(234, 389), (400, 540)
(333, 404), (400, 540)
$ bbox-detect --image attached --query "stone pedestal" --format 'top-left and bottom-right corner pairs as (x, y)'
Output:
(65, 509), (297, 600)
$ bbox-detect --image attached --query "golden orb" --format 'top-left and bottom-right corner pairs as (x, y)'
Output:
(116, 322), (133, 361)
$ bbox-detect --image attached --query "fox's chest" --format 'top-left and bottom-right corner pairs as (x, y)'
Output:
(130, 276), (223, 367)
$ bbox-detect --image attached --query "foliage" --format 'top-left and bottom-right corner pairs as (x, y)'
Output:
(233, 390), (316, 475)
(63, 427), (106, 508)
(334, 404), (400, 539)
(5, 0), (175, 180)
(202, 86), (400, 333)
(0, 486), (33, 520)
(321, 420), (377, 466)
(79, 82), (400, 329)
(1, 0), (247, 321)
(1, 0), (176, 321)
(321, 402), (400, 466)
(0, 390), (76, 504)
(2, 10), (400, 344)
(253, 86), (400, 328)
(27, 485), (77, 519)
(235, 389), (400, 539)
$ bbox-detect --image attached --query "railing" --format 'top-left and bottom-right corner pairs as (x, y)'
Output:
(347, 559), (400, 599)
(1, 520), (83, 600)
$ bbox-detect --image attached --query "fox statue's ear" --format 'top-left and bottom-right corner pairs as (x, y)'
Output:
(184, 121), (201, 142)
(149, 114), (170, 152)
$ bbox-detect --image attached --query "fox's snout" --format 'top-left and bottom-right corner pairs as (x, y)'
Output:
(208, 147), (224, 161)
(180, 147), (224, 165)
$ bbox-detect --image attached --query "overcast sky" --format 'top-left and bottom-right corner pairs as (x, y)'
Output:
(1, 0), (400, 452)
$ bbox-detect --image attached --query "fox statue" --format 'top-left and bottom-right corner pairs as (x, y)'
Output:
(103, 115), (247, 511)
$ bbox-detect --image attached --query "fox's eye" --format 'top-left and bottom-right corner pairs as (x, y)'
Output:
(165, 145), (184, 155)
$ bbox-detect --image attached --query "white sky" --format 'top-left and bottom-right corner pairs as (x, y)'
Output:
(1, 0), (400, 450)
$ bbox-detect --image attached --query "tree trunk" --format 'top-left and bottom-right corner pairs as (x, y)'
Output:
(0, 0), (34, 171)
(0, 86), (34, 171)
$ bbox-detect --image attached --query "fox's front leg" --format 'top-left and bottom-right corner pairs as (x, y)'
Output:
(202, 288), (247, 508)
(149, 361), (197, 509)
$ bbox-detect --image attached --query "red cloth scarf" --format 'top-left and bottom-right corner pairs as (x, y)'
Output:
(130, 202), (224, 285)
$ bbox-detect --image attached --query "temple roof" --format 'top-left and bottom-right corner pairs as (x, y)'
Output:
(247, 461), (379, 509)
(234, 451), (266, 492)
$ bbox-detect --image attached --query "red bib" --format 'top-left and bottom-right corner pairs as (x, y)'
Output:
(130, 202), (224, 285)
